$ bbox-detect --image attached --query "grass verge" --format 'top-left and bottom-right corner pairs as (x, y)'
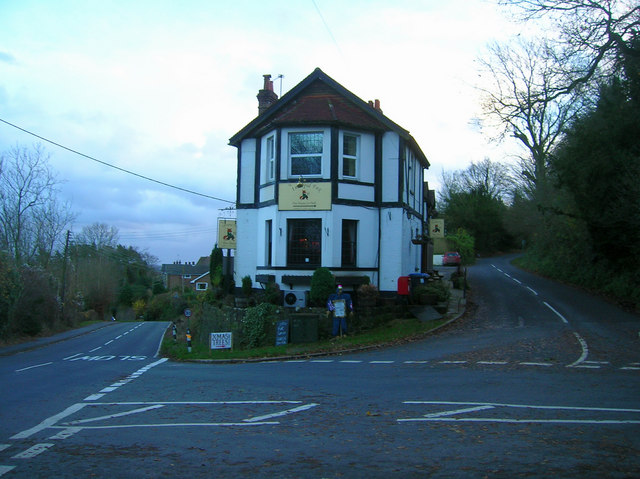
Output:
(161, 316), (447, 361)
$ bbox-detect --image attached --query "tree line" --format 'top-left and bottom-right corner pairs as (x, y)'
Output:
(438, 0), (639, 309)
(0, 145), (161, 339)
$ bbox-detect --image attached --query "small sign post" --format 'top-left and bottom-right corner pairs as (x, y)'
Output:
(184, 309), (193, 352)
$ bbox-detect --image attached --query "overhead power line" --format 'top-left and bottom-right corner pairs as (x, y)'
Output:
(0, 117), (236, 204)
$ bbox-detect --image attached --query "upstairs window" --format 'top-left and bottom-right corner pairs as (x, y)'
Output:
(289, 132), (323, 177)
(342, 134), (358, 178)
(266, 135), (275, 181)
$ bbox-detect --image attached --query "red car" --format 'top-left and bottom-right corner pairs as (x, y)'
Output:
(442, 251), (461, 266)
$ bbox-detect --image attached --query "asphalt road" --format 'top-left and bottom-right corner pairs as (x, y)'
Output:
(1, 256), (639, 478)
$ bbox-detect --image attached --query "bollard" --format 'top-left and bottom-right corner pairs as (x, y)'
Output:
(172, 323), (177, 342)
(186, 328), (192, 353)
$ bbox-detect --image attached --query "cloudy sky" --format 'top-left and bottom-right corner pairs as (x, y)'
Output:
(0, 0), (529, 264)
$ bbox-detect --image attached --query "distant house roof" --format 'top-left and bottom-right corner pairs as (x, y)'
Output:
(190, 272), (210, 284)
(161, 263), (209, 276)
(229, 67), (429, 168)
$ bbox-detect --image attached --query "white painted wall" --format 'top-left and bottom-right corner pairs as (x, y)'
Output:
(381, 132), (400, 203)
(234, 208), (258, 288)
(235, 127), (427, 294)
(239, 138), (256, 204)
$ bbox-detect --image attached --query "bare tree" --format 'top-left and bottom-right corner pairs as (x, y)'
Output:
(74, 222), (120, 250)
(499, 0), (640, 98)
(478, 38), (583, 200)
(0, 144), (74, 265)
(439, 158), (514, 205)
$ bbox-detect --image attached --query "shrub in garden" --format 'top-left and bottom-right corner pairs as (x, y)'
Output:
(263, 281), (281, 305)
(241, 303), (278, 349)
(241, 275), (253, 296)
(413, 281), (450, 304)
(310, 267), (335, 306)
(357, 283), (379, 307)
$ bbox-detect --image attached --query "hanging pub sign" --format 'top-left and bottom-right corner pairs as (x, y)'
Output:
(278, 181), (331, 211)
(217, 219), (237, 249)
(429, 219), (444, 238)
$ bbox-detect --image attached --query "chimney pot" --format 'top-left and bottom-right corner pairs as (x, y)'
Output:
(263, 74), (273, 91)
(374, 99), (381, 111)
(257, 73), (279, 115)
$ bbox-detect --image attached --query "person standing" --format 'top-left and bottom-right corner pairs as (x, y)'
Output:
(327, 284), (353, 337)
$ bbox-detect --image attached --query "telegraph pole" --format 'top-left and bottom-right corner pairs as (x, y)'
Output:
(60, 230), (71, 319)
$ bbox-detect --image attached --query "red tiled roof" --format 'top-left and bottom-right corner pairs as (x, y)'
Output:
(269, 80), (387, 130)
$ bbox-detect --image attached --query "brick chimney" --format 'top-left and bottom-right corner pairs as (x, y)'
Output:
(369, 99), (383, 113)
(257, 74), (278, 115)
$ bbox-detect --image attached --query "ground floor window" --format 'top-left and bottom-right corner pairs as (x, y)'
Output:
(341, 220), (357, 267)
(287, 219), (321, 267)
(266, 220), (273, 266)
(195, 282), (208, 291)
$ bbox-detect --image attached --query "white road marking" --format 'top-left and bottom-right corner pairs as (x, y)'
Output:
(511, 278), (522, 284)
(64, 405), (165, 425)
(340, 360), (362, 363)
(11, 403), (89, 439)
(567, 332), (589, 368)
(527, 287), (538, 296)
(370, 360), (394, 364)
(13, 358), (169, 439)
(311, 360), (333, 363)
(543, 301), (569, 324)
(404, 360), (428, 364)
(89, 347), (102, 352)
(105, 340), (114, 345)
(84, 394), (105, 401)
(477, 361), (508, 365)
(440, 360), (467, 364)
(424, 405), (494, 418)
(244, 403), (319, 423)
(90, 401), (303, 405)
(15, 362), (53, 372)
(519, 362), (553, 367)
(621, 366), (640, 370)
(48, 427), (82, 440)
(0, 445), (9, 452)
(12, 443), (54, 459)
(400, 417), (640, 424)
(53, 421), (278, 429)
(0, 466), (15, 476)
(404, 400), (640, 413)
(63, 353), (83, 360)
